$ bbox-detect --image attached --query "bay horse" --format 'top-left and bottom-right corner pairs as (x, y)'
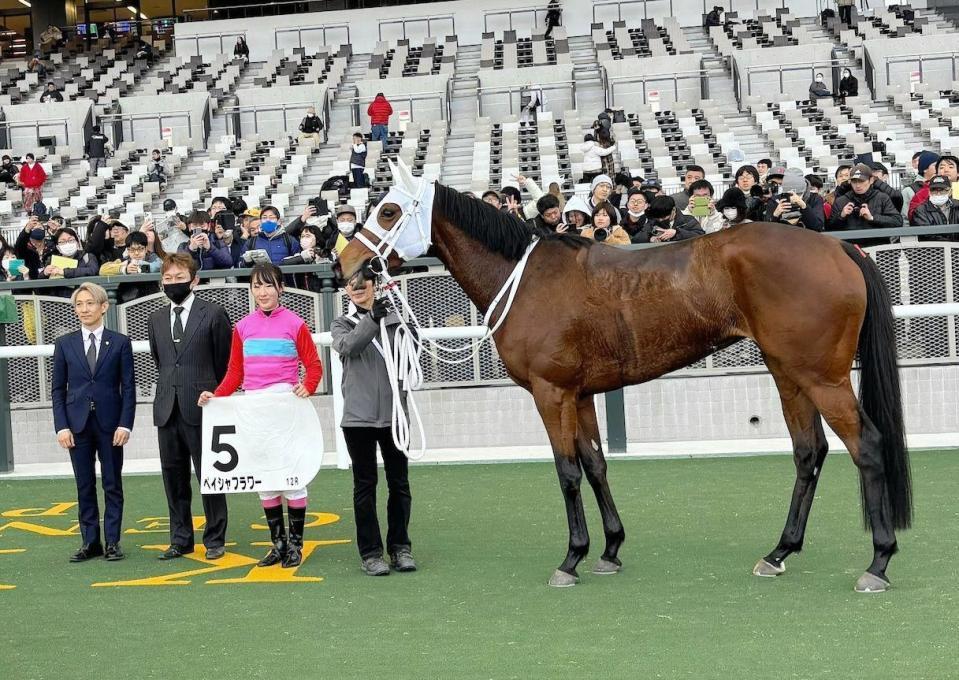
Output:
(332, 171), (911, 593)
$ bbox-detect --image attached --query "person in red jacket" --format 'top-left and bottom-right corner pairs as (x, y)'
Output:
(367, 93), (393, 143)
(17, 153), (47, 216)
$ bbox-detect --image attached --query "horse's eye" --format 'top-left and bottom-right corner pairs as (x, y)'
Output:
(382, 209), (395, 218)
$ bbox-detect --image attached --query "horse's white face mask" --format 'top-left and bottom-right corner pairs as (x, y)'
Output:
(354, 159), (435, 263)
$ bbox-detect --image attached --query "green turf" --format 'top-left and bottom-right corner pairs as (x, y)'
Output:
(1, 450), (958, 679)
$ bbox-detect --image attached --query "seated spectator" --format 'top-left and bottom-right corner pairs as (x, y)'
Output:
(909, 175), (959, 240)
(631, 195), (705, 244)
(41, 227), (99, 280)
(243, 206), (300, 266)
(146, 149), (168, 187)
(234, 37), (250, 62)
(621, 188), (649, 238)
(669, 164), (706, 212)
(839, 68), (859, 100)
(809, 73), (832, 101)
(350, 133), (367, 188)
(907, 151), (942, 220)
(581, 202), (630, 245)
(717, 187), (751, 226)
(40, 25), (63, 52)
(560, 196), (591, 233)
(765, 169), (825, 231)
(705, 6), (724, 27)
(0, 155), (19, 186)
(39, 82), (63, 103)
(829, 163), (903, 238)
(27, 57), (47, 79)
(527, 194), (563, 233)
(580, 133), (615, 185)
(178, 210), (234, 271)
(756, 158), (773, 184)
(135, 40), (155, 63)
(682, 179), (725, 234)
(299, 106), (324, 145)
(14, 218), (48, 280)
(17, 153), (47, 216)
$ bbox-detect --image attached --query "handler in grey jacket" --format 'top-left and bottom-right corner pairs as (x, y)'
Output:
(330, 275), (415, 577)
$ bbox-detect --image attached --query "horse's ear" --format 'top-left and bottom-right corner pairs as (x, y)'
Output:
(387, 159), (404, 190)
(396, 158), (418, 191)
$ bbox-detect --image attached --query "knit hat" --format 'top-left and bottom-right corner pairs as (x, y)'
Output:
(780, 168), (808, 196)
(917, 150), (940, 176)
(590, 174), (613, 192)
(717, 186), (747, 211)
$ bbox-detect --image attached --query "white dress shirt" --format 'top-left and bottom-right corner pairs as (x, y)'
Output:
(170, 292), (196, 338)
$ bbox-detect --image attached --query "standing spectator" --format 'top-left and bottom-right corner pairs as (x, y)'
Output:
(581, 202), (630, 245)
(199, 264), (323, 569)
(84, 126), (110, 176)
(906, 151), (942, 220)
(520, 83), (545, 125)
(756, 158), (773, 185)
(527, 194), (563, 233)
(864, 162), (904, 212)
(808, 73), (832, 101)
(149, 253), (233, 561)
(640, 178), (662, 196)
(52, 282), (135, 562)
(2, 239), (27, 281)
(87, 216), (129, 265)
(17, 153), (47, 215)
(500, 175), (545, 220)
(298, 106), (324, 146)
(829, 163), (903, 238)
(839, 68), (859, 100)
(0, 154), (19, 185)
(632, 195), (705, 243)
(331, 275), (415, 576)
(765, 169), (826, 231)
(580, 133), (615, 184)
(824, 164), (852, 208)
(350, 133), (367, 188)
(544, 0), (562, 39)
(910, 176), (959, 240)
(838, 0), (853, 25)
(734, 165), (765, 220)
(40, 212), (63, 253)
(155, 200), (190, 255)
(682, 179), (726, 233)
(621, 187), (649, 238)
(40, 25), (64, 52)
(717, 187), (751, 225)
(934, 155), (959, 196)
(243, 206), (300, 266)
(178, 210), (234, 271)
(901, 151), (925, 216)
(587, 174), (618, 219)
(213, 218), (246, 267)
(39, 82), (63, 103)
(547, 181), (566, 212)
(367, 93), (393, 143)
(561, 195), (591, 232)
(481, 190), (502, 209)
(334, 205), (359, 238)
(98, 232), (161, 302)
(234, 36), (250, 62)
(669, 164), (706, 212)
(14, 219), (48, 280)
(146, 148), (167, 187)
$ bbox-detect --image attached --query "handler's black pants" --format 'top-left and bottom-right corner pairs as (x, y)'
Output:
(342, 427), (412, 559)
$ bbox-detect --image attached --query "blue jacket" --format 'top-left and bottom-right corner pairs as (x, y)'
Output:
(177, 232), (235, 270)
(51, 329), (136, 434)
(245, 231), (300, 265)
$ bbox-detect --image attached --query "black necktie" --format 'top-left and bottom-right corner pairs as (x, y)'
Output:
(86, 332), (97, 374)
(173, 307), (185, 348)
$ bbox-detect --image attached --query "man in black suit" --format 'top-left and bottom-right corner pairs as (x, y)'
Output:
(52, 282), (135, 562)
(148, 253), (232, 560)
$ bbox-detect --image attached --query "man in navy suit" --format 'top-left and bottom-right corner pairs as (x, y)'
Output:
(52, 282), (136, 562)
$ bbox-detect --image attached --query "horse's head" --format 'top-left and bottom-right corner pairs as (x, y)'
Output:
(333, 159), (435, 287)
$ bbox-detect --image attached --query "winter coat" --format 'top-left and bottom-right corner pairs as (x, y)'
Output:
(0, 161), (19, 184)
(839, 75), (859, 97)
(299, 115), (324, 134)
(909, 198), (959, 241)
(99, 252), (162, 276)
(85, 132), (110, 159)
(244, 230), (301, 266)
(809, 81), (831, 100)
(581, 140), (615, 173)
(835, 178), (903, 213)
(620, 212), (648, 238)
(85, 218), (126, 264)
(330, 308), (408, 428)
(901, 178), (923, 220)
(682, 207), (727, 234)
(177, 232), (235, 270)
(234, 41), (249, 58)
(17, 161), (46, 189)
(764, 193), (827, 231)
(367, 95), (393, 125)
(14, 229), (46, 280)
(631, 213), (705, 243)
(581, 225), (631, 245)
(146, 159), (167, 182)
(42, 249), (100, 279)
(830, 187), (903, 240)
(39, 89), (63, 103)
(350, 142), (367, 169)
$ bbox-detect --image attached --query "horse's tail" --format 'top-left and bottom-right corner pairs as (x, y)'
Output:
(842, 242), (912, 530)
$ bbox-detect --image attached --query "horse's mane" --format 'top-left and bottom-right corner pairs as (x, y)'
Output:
(433, 182), (591, 261)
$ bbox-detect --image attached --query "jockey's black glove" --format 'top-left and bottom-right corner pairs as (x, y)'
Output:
(371, 297), (390, 321)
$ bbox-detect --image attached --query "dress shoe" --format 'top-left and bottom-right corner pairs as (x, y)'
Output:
(158, 545), (193, 560)
(390, 549), (417, 572)
(205, 546), (225, 560)
(104, 544), (125, 561)
(69, 543), (104, 563)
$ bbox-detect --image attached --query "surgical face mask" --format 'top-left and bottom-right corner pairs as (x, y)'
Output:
(58, 241), (78, 257)
(815, 75), (824, 83)
(842, 71), (851, 78)
(930, 194), (949, 206)
(338, 220), (356, 236)
(628, 209), (645, 218)
(300, 236), (316, 250)
(260, 220), (279, 234)
(723, 208), (739, 220)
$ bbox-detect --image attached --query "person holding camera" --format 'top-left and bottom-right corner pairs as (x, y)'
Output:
(98, 231), (161, 302)
(177, 210), (234, 271)
(764, 168), (825, 231)
(580, 202), (630, 245)
(632, 195), (705, 244)
(681, 179), (726, 234)
(829, 163), (902, 243)
(331, 273), (415, 576)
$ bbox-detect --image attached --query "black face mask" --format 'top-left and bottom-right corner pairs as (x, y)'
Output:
(163, 281), (192, 305)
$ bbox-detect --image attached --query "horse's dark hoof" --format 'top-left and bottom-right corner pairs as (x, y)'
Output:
(752, 558), (785, 577)
(592, 558), (621, 575)
(548, 569), (578, 587)
(855, 572), (890, 593)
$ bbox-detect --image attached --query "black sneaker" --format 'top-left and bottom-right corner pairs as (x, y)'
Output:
(361, 556), (390, 576)
(104, 544), (125, 561)
(390, 549), (417, 572)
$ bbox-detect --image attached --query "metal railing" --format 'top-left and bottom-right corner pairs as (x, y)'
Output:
(883, 51), (959, 88)
(273, 23), (351, 50)
(97, 110), (195, 146)
(218, 94), (331, 143)
(607, 69), (709, 107)
(378, 14), (456, 42)
(742, 57), (852, 100)
(174, 31), (247, 58)
(476, 81), (577, 117)
(183, 1), (313, 21)
(0, 117), (70, 149)
(707, 0), (787, 12)
(593, 0), (676, 22)
(483, 7), (549, 33)
(340, 89), (450, 133)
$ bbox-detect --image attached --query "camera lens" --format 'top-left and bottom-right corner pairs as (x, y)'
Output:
(594, 228), (609, 242)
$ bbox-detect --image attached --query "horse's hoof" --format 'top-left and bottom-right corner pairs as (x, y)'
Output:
(592, 558), (622, 575)
(854, 572), (891, 593)
(752, 558), (786, 577)
(547, 569), (579, 588)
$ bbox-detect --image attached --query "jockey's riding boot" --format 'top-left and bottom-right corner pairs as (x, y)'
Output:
(282, 506), (306, 569)
(258, 504), (287, 567)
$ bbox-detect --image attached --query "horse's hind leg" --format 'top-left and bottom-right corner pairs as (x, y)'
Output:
(576, 397), (625, 575)
(754, 369), (829, 578)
